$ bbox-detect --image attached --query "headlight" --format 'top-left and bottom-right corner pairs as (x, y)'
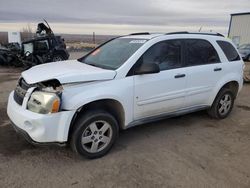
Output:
(27, 91), (61, 114)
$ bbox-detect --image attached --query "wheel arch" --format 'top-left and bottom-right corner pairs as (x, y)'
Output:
(218, 81), (239, 98)
(67, 98), (125, 141)
(210, 80), (240, 106)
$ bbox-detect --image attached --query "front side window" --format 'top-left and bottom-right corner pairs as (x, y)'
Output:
(141, 39), (182, 71)
(217, 41), (241, 62)
(185, 39), (220, 66)
(80, 38), (147, 70)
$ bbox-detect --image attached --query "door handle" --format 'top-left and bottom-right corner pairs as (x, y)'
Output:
(175, 74), (186, 78)
(214, 68), (222, 72)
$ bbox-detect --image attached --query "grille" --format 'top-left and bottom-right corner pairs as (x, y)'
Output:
(13, 78), (31, 105)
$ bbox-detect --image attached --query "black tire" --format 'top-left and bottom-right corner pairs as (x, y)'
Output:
(70, 110), (119, 159)
(207, 88), (235, 119)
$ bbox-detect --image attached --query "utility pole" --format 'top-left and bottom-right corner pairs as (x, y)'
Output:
(93, 32), (95, 44)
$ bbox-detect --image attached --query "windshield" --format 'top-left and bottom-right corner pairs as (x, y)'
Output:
(80, 38), (147, 70)
(23, 43), (34, 54)
(238, 44), (250, 50)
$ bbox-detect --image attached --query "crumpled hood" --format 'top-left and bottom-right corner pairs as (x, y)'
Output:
(22, 60), (117, 84)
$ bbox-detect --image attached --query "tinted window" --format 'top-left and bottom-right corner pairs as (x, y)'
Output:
(141, 40), (182, 71)
(185, 39), (220, 66)
(217, 41), (240, 62)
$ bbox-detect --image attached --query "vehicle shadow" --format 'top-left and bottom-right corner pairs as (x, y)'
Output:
(111, 110), (218, 154)
(0, 109), (216, 159)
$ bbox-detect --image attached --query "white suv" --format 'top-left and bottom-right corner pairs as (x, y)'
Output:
(7, 32), (244, 158)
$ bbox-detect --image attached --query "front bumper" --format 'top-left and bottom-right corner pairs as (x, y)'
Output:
(7, 91), (76, 143)
(10, 120), (65, 146)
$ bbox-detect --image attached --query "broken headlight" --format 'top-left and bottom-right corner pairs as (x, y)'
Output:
(27, 91), (61, 114)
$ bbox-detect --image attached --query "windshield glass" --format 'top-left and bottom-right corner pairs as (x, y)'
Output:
(239, 44), (250, 50)
(23, 43), (34, 54)
(80, 38), (147, 70)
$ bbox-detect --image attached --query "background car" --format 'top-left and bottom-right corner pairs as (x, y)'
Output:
(1, 21), (69, 68)
(22, 35), (69, 67)
(238, 43), (250, 61)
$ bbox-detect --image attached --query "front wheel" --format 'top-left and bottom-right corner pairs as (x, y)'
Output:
(207, 88), (235, 119)
(70, 110), (119, 159)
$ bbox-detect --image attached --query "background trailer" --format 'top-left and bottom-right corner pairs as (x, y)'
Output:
(228, 12), (250, 47)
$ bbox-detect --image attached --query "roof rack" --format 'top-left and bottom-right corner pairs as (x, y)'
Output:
(129, 32), (150, 36)
(165, 31), (224, 37)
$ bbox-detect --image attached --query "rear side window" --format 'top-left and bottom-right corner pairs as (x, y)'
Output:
(141, 39), (182, 71)
(217, 41), (240, 62)
(185, 39), (220, 66)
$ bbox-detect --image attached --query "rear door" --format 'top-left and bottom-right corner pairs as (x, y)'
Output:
(184, 39), (224, 107)
(133, 39), (188, 120)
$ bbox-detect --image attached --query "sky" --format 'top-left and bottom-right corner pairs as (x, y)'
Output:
(0, 0), (249, 35)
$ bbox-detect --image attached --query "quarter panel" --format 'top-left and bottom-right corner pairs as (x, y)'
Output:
(209, 65), (243, 105)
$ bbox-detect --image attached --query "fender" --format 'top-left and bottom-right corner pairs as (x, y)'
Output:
(208, 72), (242, 105)
(61, 77), (134, 126)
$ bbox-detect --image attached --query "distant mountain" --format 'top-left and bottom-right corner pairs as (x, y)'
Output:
(0, 31), (118, 45)
(59, 33), (118, 44)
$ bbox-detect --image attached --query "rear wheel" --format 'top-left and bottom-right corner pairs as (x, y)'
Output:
(207, 88), (235, 119)
(70, 110), (119, 159)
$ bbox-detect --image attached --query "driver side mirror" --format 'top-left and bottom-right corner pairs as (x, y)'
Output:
(134, 62), (160, 75)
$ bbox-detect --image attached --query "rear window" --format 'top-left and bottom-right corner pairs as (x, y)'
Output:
(217, 41), (240, 62)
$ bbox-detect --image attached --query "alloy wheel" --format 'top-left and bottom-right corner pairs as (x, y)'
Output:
(81, 121), (113, 153)
(218, 94), (232, 116)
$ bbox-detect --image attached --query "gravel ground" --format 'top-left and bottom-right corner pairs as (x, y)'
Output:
(0, 59), (250, 187)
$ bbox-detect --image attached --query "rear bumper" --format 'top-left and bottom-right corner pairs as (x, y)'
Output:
(7, 91), (76, 143)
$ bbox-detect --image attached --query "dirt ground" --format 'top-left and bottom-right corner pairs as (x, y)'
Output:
(0, 60), (250, 187)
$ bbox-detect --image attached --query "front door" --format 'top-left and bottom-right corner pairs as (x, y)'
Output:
(133, 39), (187, 120)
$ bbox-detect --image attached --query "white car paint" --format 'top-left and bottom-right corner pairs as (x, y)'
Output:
(7, 33), (244, 143)
(134, 67), (187, 119)
(22, 60), (116, 84)
(7, 91), (76, 142)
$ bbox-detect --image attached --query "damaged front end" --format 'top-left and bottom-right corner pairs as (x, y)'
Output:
(14, 78), (63, 114)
